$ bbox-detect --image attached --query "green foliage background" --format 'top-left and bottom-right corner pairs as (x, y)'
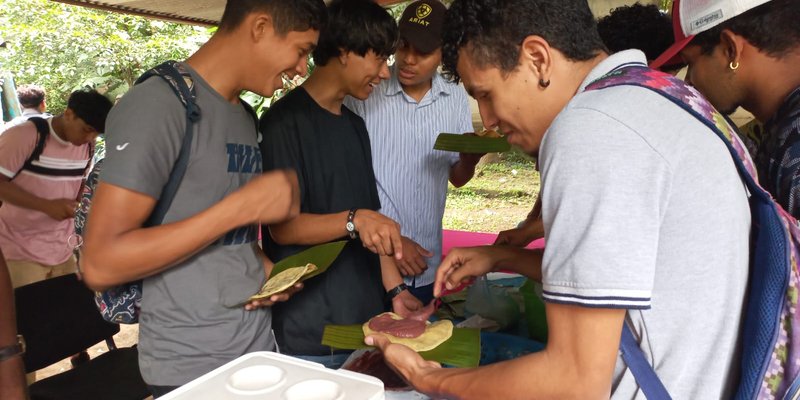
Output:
(0, 0), (210, 114)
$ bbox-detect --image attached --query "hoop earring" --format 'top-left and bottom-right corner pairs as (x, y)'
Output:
(729, 61), (739, 71)
(539, 78), (550, 88)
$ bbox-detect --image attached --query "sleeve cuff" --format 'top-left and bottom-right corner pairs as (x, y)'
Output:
(542, 284), (652, 309)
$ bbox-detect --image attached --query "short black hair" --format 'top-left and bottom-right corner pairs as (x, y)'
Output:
(692, 0), (800, 58)
(17, 84), (45, 109)
(67, 90), (113, 133)
(597, 3), (674, 62)
(311, 0), (398, 66)
(442, 0), (606, 83)
(218, 0), (327, 35)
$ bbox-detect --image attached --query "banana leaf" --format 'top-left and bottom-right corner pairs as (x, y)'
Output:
(269, 240), (347, 280)
(433, 133), (511, 153)
(322, 324), (481, 368)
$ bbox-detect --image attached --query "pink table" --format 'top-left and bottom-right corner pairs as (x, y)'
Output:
(441, 229), (544, 259)
(438, 230), (544, 295)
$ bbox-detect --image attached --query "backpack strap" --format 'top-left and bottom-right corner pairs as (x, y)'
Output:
(134, 61), (201, 227)
(585, 64), (791, 400)
(619, 325), (672, 399)
(584, 65), (765, 199)
(131, 61), (259, 227)
(16, 117), (88, 179)
(17, 117), (49, 178)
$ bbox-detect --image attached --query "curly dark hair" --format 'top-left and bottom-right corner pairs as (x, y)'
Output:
(16, 84), (46, 109)
(597, 3), (674, 62)
(218, 0), (327, 35)
(67, 90), (113, 133)
(312, 0), (398, 66)
(442, 0), (606, 83)
(692, 0), (800, 59)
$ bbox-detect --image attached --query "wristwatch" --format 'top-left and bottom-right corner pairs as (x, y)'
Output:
(346, 208), (358, 240)
(386, 283), (408, 301)
(0, 335), (25, 362)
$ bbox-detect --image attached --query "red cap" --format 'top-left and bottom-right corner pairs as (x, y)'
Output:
(650, 0), (692, 69)
(650, 0), (772, 69)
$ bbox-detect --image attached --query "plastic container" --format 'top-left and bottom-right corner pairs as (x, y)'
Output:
(161, 351), (384, 400)
(464, 276), (520, 330)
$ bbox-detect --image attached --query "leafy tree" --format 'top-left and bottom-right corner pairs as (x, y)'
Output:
(0, 0), (209, 114)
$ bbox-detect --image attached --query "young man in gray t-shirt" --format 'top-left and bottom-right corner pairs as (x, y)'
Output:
(368, 1), (750, 399)
(80, 1), (326, 396)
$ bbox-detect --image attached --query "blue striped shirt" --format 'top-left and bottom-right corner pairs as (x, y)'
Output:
(344, 66), (473, 287)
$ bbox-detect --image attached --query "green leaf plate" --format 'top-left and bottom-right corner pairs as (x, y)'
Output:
(269, 240), (347, 280)
(433, 133), (511, 153)
(322, 323), (480, 368)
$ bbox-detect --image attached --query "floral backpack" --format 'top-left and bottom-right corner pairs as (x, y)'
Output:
(74, 61), (201, 324)
(585, 65), (800, 400)
(75, 61), (259, 324)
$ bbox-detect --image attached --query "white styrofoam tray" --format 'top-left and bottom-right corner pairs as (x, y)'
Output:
(161, 351), (385, 400)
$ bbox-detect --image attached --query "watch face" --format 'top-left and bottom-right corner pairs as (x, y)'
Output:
(346, 221), (355, 232)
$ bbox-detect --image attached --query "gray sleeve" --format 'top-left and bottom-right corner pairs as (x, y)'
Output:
(538, 107), (673, 310)
(99, 80), (186, 200)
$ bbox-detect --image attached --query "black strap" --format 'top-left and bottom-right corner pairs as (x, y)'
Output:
(135, 61), (260, 227)
(136, 61), (200, 227)
(16, 117), (91, 180)
(16, 117), (51, 179)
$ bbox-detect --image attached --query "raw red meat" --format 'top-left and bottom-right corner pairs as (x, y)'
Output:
(343, 350), (411, 391)
(367, 313), (426, 338)
(406, 300), (436, 322)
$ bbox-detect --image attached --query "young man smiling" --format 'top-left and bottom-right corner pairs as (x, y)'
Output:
(345, 0), (480, 305)
(259, 0), (405, 369)
(81, 0), (326, 396)
(368, 0), (750, 398)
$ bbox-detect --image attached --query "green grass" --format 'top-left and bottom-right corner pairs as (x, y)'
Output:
(444, 149), (540, 233)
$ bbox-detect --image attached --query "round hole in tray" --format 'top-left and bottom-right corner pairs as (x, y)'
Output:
(226, 365), (286, 395)
(283, 379), (344, 400)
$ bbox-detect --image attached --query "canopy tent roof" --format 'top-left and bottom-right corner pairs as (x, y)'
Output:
(50, 1), (662, 27)
(51, 0), (408, 26)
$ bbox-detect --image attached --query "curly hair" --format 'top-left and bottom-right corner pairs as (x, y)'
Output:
(67, 90), (113, 133)
(692, 0), (800, 59)
(16, 84), (45, 109)
(312, 0), (398, 66)
(442, 0), (606, 83)
(597, 3), (674, 62)
(218, 0), (327, 35)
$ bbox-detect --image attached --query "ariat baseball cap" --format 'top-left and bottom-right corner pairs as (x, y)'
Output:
(650, 0), (772, 69)
(398, 0), (447, 54)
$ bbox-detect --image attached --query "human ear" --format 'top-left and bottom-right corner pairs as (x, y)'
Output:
(250, 13), (273, 42)
(519, 36), (552, 86)
(720, 29), (745, 67)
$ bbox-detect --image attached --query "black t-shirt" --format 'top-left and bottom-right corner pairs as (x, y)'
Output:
(259, 87), (384, 355)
